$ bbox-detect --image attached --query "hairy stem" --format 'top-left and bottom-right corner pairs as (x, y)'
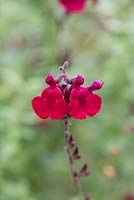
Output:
(63, 117), (84, 200)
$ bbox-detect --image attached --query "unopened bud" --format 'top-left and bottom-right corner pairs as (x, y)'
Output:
(88, 80), (103, 92)
(74, 75), (84, 86)
(45, 74), (56, 86)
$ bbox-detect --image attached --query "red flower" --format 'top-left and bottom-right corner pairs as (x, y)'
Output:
(32, 73), (103, 120)
(32, 74), (68, 120)
(123, 194), (134, 200)
(58, 0), (87, 13)
(69, 75), (102, 119)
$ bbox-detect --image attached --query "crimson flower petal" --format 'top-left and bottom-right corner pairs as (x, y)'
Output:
(58, 0), (87, 13)
(69, 99), (87, 119)
(69, 87), (89, 119)
(86, 94), (102, 117)
(50, 98), (68, 120)
(69, 86), (102, 119)
(32, 96), (49, 119)
(41, 87), (68, 120)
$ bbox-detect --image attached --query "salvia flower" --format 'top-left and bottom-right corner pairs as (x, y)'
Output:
(31, 62), (103, 200)
(58, 0), (87, 13)
(32, 74), (68, 120)
(69, 75), (102, 119)
(32, 66), (103, 120)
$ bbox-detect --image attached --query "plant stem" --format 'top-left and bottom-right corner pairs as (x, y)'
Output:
(63, 117), (84, 200)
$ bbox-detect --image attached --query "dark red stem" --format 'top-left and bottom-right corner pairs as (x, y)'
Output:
(63, 117), (84, 200)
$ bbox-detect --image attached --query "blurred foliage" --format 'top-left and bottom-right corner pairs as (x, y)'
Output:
(0, 0), (134, 199)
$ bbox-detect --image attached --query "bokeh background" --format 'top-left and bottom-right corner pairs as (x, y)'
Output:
(0, 0), (134, 199)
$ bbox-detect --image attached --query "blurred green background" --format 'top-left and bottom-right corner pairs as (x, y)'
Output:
(0, 0), (134, 199)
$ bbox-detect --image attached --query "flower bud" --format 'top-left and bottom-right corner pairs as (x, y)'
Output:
(88, 80), (103, 92)
(73, 75), (84, 88)
(45, 74), (56, 86)
(75, 75), (84, 85)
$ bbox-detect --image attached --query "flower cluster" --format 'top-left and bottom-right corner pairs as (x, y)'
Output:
(32, 68), (103, 120)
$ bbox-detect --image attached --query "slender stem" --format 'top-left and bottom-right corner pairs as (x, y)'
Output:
(63, 117), (84, 200)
